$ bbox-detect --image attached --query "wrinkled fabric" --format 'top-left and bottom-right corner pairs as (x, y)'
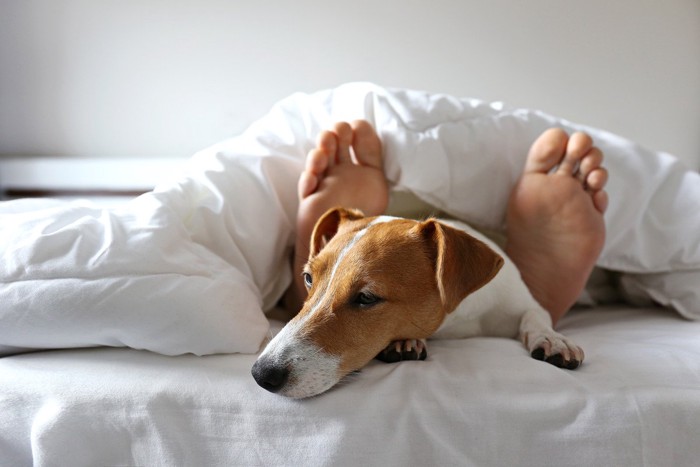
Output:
(1, 82), (698, 357)
(1, 307), (700, 466)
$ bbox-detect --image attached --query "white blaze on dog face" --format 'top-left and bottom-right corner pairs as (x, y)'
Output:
(259, 215), (444, 398)
(253, 318), (342, 399)
(304, 216), (449, 364)
(252, 208), (503, 398)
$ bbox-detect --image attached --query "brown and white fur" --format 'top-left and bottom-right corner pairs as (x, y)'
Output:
(252, 207), (584, 398)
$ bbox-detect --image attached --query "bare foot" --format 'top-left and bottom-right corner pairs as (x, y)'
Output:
(505, 129), (608, 326)
(284, 120), (389, 312)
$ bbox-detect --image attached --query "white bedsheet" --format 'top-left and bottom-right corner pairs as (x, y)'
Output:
(1, 83), (698, 358)
(2, 306), (699, 466)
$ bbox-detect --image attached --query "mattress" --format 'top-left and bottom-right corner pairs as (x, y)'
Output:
(2, 305), (699, 466)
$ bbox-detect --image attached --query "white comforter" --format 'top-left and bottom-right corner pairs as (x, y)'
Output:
(1, 82), (698, 357)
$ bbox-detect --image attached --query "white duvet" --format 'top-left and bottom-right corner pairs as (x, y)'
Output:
(1, 82), (698, 356)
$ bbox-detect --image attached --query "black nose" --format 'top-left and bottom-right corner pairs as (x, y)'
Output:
(251, 359), (289, 393)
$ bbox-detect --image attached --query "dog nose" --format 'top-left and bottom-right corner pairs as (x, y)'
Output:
(251, 359), (289, 393)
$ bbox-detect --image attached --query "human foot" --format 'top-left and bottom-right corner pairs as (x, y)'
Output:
(505, 128), (608, 326)
(285, 120), (389, 312)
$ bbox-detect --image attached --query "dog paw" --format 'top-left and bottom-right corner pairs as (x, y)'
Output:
(527, 334), (584, 370)
(376, 339), (428, 363)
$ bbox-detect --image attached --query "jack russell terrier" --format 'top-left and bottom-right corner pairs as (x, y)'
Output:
(252, 207), (584, 398)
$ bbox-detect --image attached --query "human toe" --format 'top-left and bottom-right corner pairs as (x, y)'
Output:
(578, 147), (603, 179)
(585, 167), (608, 192)
(556, 132), (593, 175)
(298, 170), (319, 199)
(350, 120), (383, 169)
(306, 146), (331, 175)
(525, 128), (569, 174)
(333, 122), (353, 164)
(313, 130), (337, 167)
(593, 190), (609, 213)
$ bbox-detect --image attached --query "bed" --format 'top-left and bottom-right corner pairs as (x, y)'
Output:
(2, 306), (699, 466)
(2, 83), (700, 466)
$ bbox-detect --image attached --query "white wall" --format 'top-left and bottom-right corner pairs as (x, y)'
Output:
(1, 0), (698, 168)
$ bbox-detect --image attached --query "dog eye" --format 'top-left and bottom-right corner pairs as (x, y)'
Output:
(354, 292), (381, 307)
(302, 272), (313, 289)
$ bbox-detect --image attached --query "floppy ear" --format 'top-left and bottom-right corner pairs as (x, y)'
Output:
(309, 207), (365, 258)
(415, 220), (504, 312)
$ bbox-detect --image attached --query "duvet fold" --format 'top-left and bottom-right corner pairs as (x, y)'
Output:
(1, 82), (698, 356)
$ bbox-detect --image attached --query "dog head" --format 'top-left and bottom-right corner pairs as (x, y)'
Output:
(252, 207), (503, 398)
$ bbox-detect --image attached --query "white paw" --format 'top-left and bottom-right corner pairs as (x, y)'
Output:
(525, 332), (584, 370)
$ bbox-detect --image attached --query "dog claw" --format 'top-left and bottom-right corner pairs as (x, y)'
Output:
(376, 348), (402, 363)
(531, 347), (582, 370)
(376, 339), (428, 363)
(531, 347), (546, 361)
(565, 359), (581, 370)
(545, 353), (565, 367)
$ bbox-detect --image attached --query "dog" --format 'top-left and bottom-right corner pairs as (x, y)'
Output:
(252, 207), (584, 398)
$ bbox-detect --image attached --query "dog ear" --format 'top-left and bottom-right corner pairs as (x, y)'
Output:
(310, 207), (365, 258)
(415, 220), (504, 312)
